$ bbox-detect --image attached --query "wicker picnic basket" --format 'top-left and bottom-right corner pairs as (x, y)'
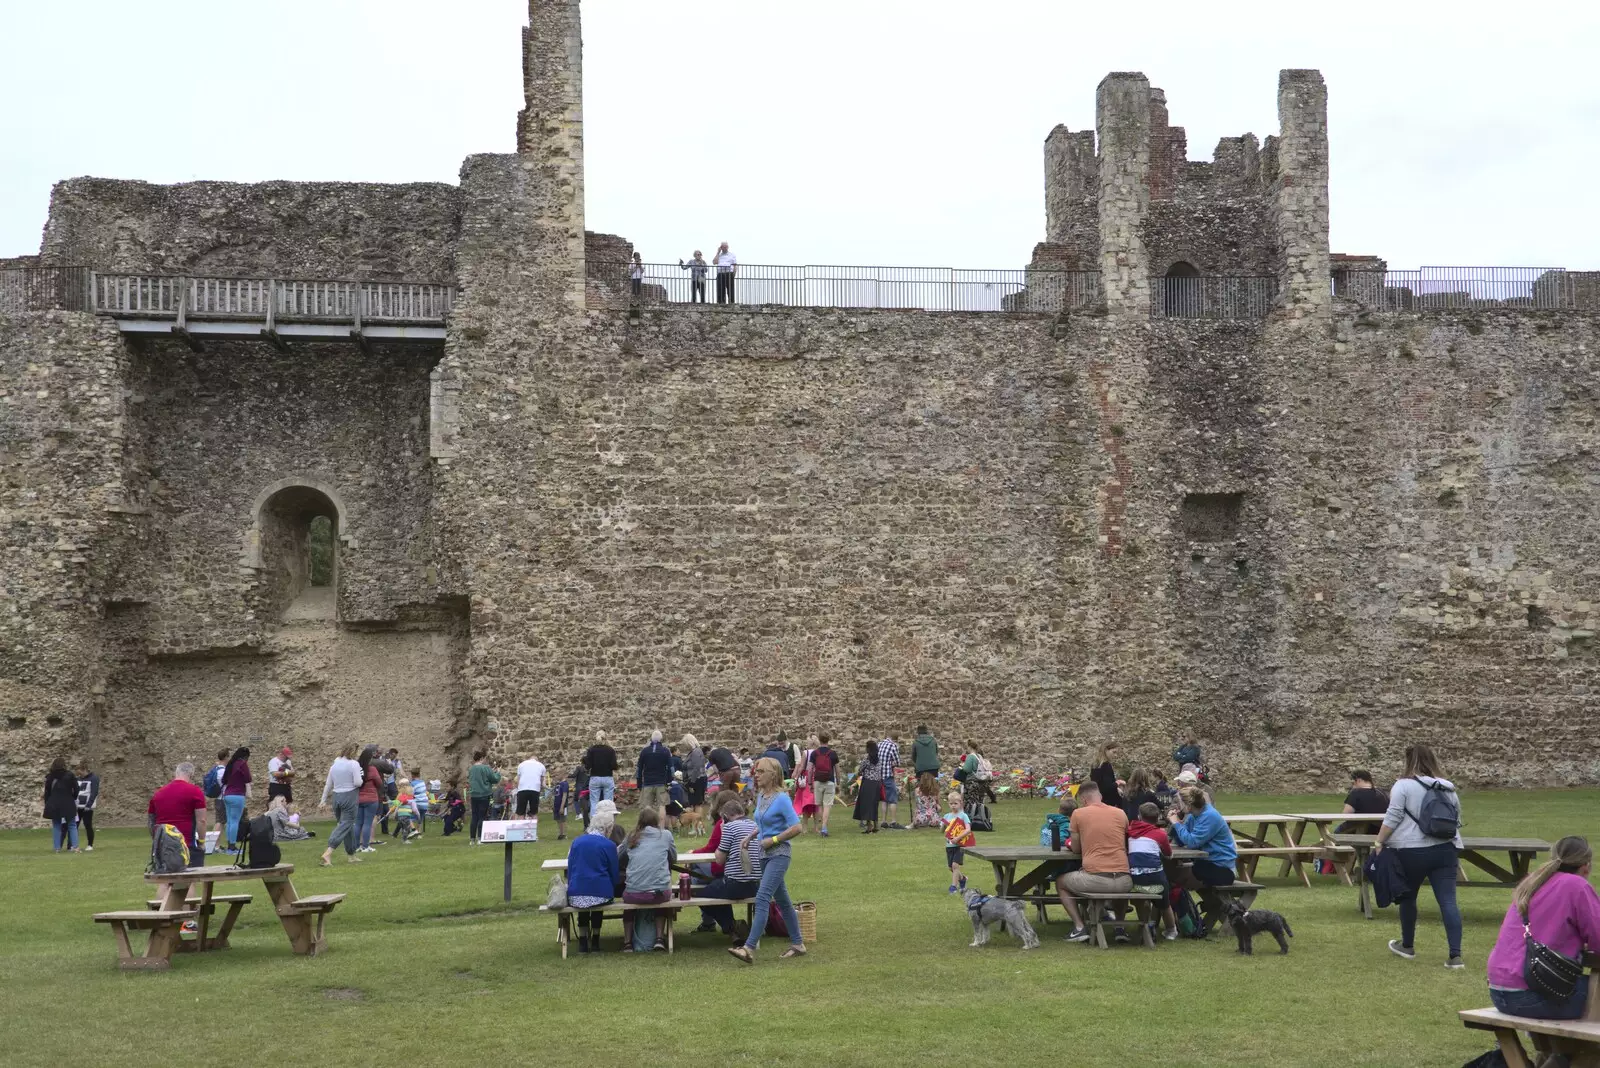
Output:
(796, 900), (817, 943)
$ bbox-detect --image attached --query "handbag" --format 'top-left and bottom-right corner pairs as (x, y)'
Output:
(546, 874), (568, 910)
(1520, 900), (1584, 1001)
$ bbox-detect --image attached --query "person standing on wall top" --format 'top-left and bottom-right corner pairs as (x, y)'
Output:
(878, 731), (904, 829)
(43, 757), (80, 854)
(679, 250), (709, 303)
(515, 750), (547, 841)
(585, 731), (618, 818)
(74, 759), (100, 852)
(629, 252), (644, 301)
(266, 747), (295, 805)
(636, 730), (673, 813)
(467, 750), (500, 845)
(714, 241), (738, 304)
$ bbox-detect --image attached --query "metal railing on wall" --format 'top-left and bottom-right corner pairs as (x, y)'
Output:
(0, 266), (93, 314)
(1153, 275), (1276, 320)
(91, 274), (454, 322)
(591, 261), (1105, 313)
(1332, 267), (1593, 311)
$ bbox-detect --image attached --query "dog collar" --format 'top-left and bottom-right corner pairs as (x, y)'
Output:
(966, 893), (993, 913)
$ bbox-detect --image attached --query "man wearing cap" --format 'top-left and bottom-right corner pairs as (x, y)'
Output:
(266, 747), (296, 804)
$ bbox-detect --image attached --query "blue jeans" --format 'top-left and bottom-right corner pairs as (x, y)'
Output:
(326, 790), (360, 855)
(589, 777), (615, 816)
(358, 801), (379, 848)
(698, 876), (759, 933)
(51, 816), (78, 851)
(1491, 979), (1589, 1020)
(1396, 841), (1462, 957)
(743, 851), (802, 950)
(222, 794), (246, 847)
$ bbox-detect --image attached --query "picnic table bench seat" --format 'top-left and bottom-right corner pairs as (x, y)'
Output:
(1233, 845), (1353, 887)
(94, 910), (198, 970)
(540, 896), (758, 958)
(1459, 952), (1600, 1067)
(143, 892), (254, 951)
(1071, 892), (1165, 949)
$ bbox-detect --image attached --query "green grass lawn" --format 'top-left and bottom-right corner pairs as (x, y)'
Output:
(2, 790), (1594, 1068)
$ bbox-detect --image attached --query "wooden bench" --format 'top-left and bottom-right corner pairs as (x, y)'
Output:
(145, 893), (252, 951)
(1460, 952), (1600, 1067)
(1193, 881), (1264, 935)
(94, 910), (196, 970)
(1071, 892), (1165, 949)
(540, 897), (756, 958)
(273, 893), (345, 956)
(1233, 846), (1352, 888)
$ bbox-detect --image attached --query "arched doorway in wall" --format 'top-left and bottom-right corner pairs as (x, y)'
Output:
(246, 479), (346, 622)
(1164, 260), (1201, 318)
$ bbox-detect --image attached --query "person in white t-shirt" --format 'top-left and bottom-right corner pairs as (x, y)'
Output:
(266, 747), (295, 804)
(515, 753), (547, 838)
(714, 241), (738, 304)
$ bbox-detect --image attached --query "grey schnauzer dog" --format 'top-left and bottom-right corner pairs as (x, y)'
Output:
(1225, 902), (1294, 955)
(962, 888), (1040, 950)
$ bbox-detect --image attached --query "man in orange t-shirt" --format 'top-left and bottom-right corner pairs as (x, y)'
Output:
(1056, 782), (1132, 941)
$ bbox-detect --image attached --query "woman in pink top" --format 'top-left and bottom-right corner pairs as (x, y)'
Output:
(1486, 836), (1600, 1019)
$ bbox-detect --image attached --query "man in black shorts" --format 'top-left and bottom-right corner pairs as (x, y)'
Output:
(514, 752), (547, 835)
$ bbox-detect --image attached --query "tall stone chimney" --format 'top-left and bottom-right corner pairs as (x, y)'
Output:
(512, 0), (585, 313)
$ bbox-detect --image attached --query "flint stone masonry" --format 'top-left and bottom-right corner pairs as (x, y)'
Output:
(3, 0), (1599, 825)
(40, 177), (460, 280)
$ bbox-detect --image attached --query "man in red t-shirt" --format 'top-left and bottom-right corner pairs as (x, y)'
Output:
(148, 762), (210, 864)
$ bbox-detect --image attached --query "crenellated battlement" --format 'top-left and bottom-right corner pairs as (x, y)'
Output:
(1040, 69), (1329, 319)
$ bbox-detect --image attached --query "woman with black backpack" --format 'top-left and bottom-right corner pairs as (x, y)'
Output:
(1373, 744), (1465, 969)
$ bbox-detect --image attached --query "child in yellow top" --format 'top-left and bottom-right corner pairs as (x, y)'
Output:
(388, 787), (421, 842)
(942, 790), (976, 893)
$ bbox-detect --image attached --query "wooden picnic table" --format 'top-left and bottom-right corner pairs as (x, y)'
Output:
(963, 844), (1207, 899)
(1220, 813), (1350, 888)
(541, 851), (716, 874)
(144, 864), (344, 957)
(1333, 833), (1551, 919)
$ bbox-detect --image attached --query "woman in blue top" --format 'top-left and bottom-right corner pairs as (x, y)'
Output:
(728, 757), (806, 963)
(566, 805), (621, 954)
(1168, 785), (1238, 886)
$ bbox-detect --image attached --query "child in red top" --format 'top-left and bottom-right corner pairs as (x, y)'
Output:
(942, 790), (976, 894)
(1128, 802), (1178, 939)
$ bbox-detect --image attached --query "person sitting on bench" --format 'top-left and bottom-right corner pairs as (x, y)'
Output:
(566, 805), (621, 955)
(1169, 785), (1238, 887)
(1056, 782), (1132, 943)
(1485, 835), (1600, 1019)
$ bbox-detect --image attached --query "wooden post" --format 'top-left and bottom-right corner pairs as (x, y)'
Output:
(504, 841), (514, 902)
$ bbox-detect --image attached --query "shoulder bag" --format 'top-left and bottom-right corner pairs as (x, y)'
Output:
(1520, 899), (1584, 1001)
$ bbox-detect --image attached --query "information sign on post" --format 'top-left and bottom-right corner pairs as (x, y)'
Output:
(479, 820), (540, 901)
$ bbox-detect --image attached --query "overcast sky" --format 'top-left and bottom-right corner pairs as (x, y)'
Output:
(3, 1), (1598, 272)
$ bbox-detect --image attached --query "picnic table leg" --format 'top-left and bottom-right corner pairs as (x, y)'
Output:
(267, 878), (313, 955)
(558, 913), (570, 959)
(212, 899), (246, 950)
(145, 917), (183, 966)
(1492, 1027), (1535, 1068)
(196, 879), (215, 951)
(504, 841), (514, 903)
(666, 910), (675, 954)
(109, 919), (135, 964)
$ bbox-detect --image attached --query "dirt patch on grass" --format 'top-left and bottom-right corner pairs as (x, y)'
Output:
(322, 988), (364, 1001)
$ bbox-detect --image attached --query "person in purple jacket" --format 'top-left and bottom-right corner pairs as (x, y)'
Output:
(1485, 836), (1600, 1019)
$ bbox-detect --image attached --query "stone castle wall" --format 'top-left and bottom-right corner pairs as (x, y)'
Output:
(39, 177), (459, 279)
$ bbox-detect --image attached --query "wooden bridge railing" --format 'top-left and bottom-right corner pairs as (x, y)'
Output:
(91, 274), (453, 323)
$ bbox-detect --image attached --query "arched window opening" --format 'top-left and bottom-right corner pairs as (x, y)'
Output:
(1164, 261), (1201, 318)
(256, 484), (340, 622)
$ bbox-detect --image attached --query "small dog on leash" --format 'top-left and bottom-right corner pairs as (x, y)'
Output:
(1225, 902), (1294, 955)
(962, 888), (1040, 950)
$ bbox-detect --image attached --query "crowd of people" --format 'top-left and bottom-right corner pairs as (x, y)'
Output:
(38, 728), (1600, 1021)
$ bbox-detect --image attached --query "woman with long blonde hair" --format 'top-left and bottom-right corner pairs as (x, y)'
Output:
(728, 757), (805, 963)
(319, 742), (364, 865)
(1485, 836), (1600, 1018)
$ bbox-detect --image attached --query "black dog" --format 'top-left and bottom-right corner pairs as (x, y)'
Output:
(1225, 902), (1293, 955)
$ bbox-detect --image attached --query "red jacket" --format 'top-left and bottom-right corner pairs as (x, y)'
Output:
(1127, 819), (1171, 855)
(701, 820), (725, 877)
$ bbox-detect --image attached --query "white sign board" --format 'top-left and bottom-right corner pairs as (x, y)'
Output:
(479, 819), (539, 844)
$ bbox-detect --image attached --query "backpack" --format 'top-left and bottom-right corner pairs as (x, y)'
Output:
(1171, 888), (1208, 939)
(237, 814), (281, 869)
(202, 765), (225, 799)
(812, 748), (835, 782)
(148, 823), (191, 875)
(975, 756), (994, 782)
(968, 801), (994, 833)
(1410, 779), (1462, 839)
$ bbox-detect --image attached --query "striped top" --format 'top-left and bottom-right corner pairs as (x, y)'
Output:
(719, 817), (762, 881)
